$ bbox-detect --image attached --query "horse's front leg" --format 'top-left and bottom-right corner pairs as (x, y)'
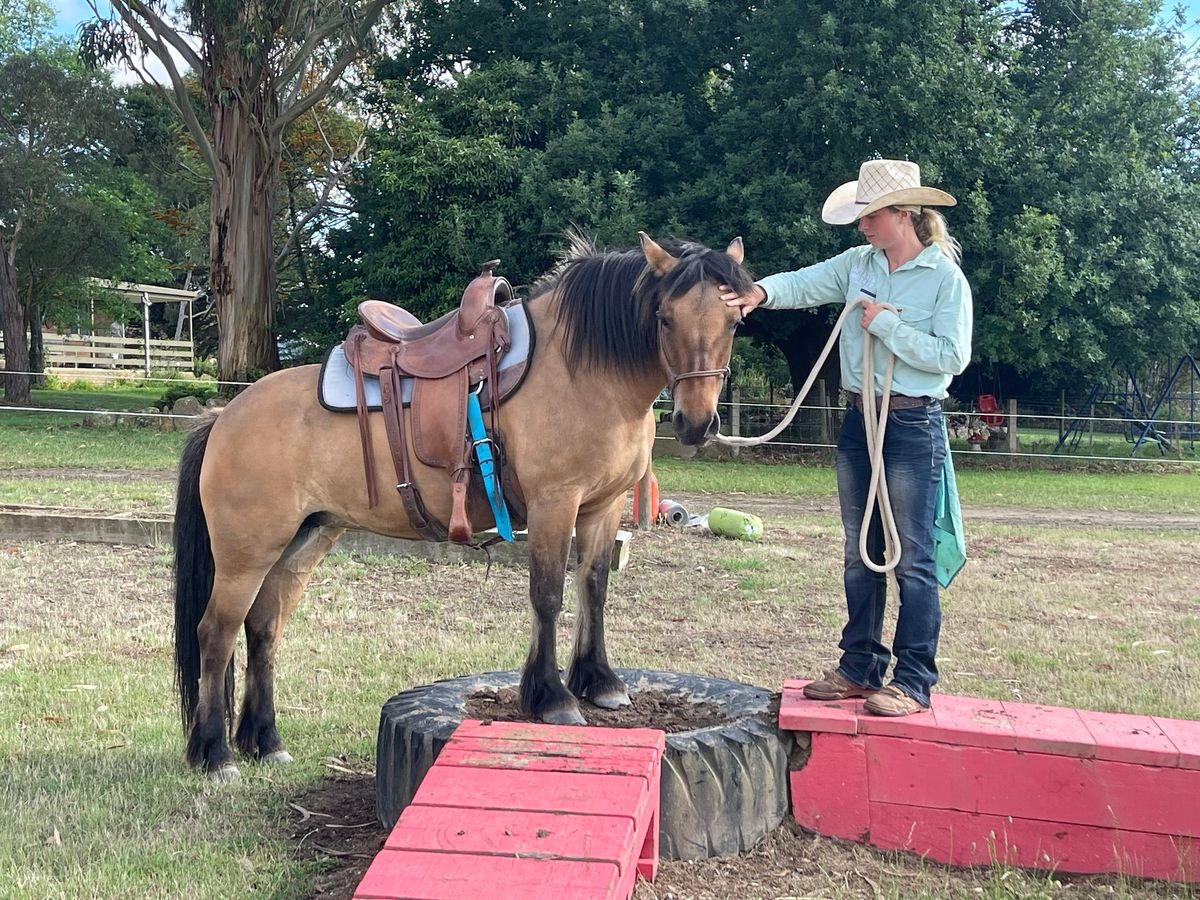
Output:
(519, 495), (586, 725)
(566, 494), (630, 709)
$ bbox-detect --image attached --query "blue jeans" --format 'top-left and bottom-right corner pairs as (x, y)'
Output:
(834, 401), (946, 707)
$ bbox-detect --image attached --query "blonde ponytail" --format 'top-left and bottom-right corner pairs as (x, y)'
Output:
(898, 205), (961, 266)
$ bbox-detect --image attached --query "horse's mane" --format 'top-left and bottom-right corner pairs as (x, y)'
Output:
(531, 230), (754, 376)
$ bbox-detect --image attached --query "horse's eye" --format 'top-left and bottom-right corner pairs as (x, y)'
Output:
(658, 315), (674, 330)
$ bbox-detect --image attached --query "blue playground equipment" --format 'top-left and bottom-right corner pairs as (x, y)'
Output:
(1054, 354), (1200, 457)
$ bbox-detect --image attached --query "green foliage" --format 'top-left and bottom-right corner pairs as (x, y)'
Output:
(155, 381), (216, 410)
(309, 0), (1200, 398)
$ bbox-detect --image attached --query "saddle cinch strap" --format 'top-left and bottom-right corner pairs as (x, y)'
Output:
(342, 261), (516, 544)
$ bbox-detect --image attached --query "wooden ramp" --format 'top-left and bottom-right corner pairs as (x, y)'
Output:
(781, 682), (1200, 882)
(355, 719), (665, 900)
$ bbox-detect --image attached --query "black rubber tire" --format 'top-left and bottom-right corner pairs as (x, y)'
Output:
(375, 668), (794, 860)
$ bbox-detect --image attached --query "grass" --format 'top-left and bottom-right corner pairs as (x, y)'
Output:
(653, 456), (1200, 514)
(1, 513), (1197, 898)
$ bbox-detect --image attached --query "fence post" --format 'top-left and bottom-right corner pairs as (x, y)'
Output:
(1088, 402), (1095, 452)
(729, 386), (741, 458)
(815, 379), (830, 444)
(1007, 399), (1019, 454)
(1058, 390), (1066, 443)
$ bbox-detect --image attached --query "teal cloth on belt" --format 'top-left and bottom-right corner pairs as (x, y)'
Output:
(933, 422), (967, 588)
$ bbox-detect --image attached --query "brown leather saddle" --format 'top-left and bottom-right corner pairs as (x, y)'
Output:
(342, 260), (520, 543)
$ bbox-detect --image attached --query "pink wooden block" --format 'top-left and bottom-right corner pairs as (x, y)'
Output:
(918, 693), (1018, 750)
(864, 736), (1200, 837)
(436, 743), (659, 779)
(385, 805), (633, 863)
(790, 732), (870, 841)
(779, 686), (860, 735)
(1154, 717), (1200, 771)
(454, 719), (666, 750)
(353, 849), (620, 899)
(869, 801), (1200, 882)
(855, 703), (942, 740)
(1000, 701), (1096, 757)
(1077, 709), (1180, 767)
(412, 766), (649, 822)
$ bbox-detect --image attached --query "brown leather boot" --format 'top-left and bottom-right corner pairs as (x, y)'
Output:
(863, 684), (929, 717)
(802, 669), (878, 701)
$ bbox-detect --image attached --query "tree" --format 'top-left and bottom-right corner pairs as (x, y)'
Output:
(81, 0), (389, 384)
(0, 45), (124, 402)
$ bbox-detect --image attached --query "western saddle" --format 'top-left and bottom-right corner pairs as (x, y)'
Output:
(343, 261), (514, 543)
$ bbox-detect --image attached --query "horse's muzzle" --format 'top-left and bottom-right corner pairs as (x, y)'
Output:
(673, 410), (721, 447)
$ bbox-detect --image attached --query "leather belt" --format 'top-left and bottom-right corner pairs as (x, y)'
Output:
(848, 392), (932, 412)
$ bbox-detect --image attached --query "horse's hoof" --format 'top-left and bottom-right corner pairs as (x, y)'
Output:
(261, 750), (294, 766)
(541, 705), (587, 726)
(590, 689), (631, 710)
(208, 763), (241, 782)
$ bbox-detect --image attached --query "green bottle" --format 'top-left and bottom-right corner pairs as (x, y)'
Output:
(708, 507), (764, 541)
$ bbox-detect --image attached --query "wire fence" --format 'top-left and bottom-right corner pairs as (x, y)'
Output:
(2, 373), (1198, 466)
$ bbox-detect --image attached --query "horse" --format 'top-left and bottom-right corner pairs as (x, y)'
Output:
(173, 232), (753, 778)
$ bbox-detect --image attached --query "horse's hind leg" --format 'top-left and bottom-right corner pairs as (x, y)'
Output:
(236, 522), (345, 764)
(566, 495), (630, 710)
(519, 494), (587, 726)
(188, 558), (282, 779)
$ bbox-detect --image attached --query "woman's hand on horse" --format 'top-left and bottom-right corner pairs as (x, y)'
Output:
(721, 283), (766, 315)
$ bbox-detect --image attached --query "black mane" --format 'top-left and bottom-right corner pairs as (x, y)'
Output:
(535, 236), (755, 376)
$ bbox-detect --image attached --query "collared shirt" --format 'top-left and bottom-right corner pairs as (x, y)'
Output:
(756, 243), (973, 400)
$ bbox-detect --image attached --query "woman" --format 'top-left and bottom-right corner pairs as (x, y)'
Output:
(723, 159), (973, 716)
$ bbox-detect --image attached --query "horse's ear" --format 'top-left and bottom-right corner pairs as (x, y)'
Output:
(639, 231), (678, 276)
(726, 236), (744, 265)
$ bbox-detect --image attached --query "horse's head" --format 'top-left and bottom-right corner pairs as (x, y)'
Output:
(639, 232), (749, 447)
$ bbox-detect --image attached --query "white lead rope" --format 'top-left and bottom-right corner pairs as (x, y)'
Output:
(713, 297), (902, 573)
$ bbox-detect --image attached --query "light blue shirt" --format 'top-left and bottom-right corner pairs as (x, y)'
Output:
(757, 244), (973, 399)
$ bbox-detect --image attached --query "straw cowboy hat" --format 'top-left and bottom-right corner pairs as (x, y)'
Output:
(821, 159), (956, 225)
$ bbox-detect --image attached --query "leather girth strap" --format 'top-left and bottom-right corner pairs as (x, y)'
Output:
(379, 358), (449, 542)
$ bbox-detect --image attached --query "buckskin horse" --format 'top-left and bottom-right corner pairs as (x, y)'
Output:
(173, 232), (752, 778)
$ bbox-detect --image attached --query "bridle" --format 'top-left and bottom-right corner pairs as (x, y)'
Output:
(656, 310), (737, 393)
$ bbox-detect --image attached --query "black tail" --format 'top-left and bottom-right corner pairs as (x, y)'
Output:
(173, 414), (232, 733)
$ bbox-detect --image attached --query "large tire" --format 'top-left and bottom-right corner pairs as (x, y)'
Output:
(375, 668), (794, 860)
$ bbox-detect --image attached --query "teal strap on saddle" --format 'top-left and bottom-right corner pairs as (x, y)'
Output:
(467, 392), (514, 541)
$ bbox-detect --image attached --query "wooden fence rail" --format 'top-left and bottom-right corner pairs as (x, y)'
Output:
(0, 332), (193, 372)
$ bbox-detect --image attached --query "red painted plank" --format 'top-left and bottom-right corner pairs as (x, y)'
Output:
(1077, 710), (1180, 767)
(869, 801), (1200, 882)
(353, 849), (620, 899)
(855, 701), (941, 740)
(790, 732), (870, 841)
(1154, 717), (1200, 771)
(385, 805), (634, 864)
(454, 719), (665, 750)
(864, 736), (1200, 837)
(1000, 701), (1096, 758)
(438, 737), (659, 779)
(412, 766), (649, 822)
(779, 686), (860, 735)
(916, 693), (1018, 750)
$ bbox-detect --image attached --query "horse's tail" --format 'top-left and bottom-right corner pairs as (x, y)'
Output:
(173, 412), (229, 732)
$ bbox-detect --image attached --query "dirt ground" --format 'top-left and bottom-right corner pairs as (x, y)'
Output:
(4, 485), (1197, 899)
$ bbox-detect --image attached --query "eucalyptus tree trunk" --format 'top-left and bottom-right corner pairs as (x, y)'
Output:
(209, 83), (282, 386)
(0, 237), (30, 404)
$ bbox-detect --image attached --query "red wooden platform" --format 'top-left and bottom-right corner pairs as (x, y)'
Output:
(354, 719), (665, 900)
(780, 682), (1200, 882)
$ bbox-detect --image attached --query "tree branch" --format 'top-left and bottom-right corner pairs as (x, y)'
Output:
(272, 0), (388, 138)
(89, 0), (218, 173)
(276, 125), (366, 265)
(113, 0), (203, 72)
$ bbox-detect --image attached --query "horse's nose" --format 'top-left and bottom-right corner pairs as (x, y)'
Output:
(672, 410), (721, 447)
